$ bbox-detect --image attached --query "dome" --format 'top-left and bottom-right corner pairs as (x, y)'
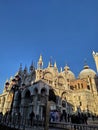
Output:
(64, 65), (75, 80)
(78, 65), (96, 79)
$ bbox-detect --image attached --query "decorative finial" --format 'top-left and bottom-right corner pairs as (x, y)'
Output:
(30, 61), (35, 71)
(84, 58), (89, 69)
(37, 54), (43, 69)
(54, 61), (57, 68)
(10, 76), (13, 81)
(24, 65), (28, 74)
(48, 56), (53, 67)
(92, 51), (95, 55)
(5, 79), (9, 85)
(60, 67), (62, 72)
(19, 63), (22, 71)
(84, 58), (87, 66)
(39, 54), (42, 61)
(48, 61), (51, 67)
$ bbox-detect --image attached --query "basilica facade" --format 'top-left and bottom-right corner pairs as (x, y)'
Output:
(0, 52), (98, 121)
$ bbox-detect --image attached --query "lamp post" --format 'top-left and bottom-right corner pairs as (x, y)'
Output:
(44, 98), (50, 130)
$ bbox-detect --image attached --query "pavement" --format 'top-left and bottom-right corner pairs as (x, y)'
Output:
(20, 118), (98, 130)
(1, 117), (98, 130)
(19, 126), (63, 130)
(17, 127), (62, 130)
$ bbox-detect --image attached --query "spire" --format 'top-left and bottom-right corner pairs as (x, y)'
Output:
(37, 54), (43, 69)
(92, 51), (98, 72)
(48, 56), (53, 67)
(60, 67), (63, 72)
(10, 76), (13, 82)
(19, 63), (22, 71)
(24, 65), (28, 74)
(84, 58), (87, 66)
(18, 63), (22, 75)
(5, 79), (9, 83)
(54, 61), (58, 72)
(5, 79), (9, 85)
(30, 61), (35, 72)
(4, 79), (9, 92)
(48, 61), (51, 67)
(54, 61), (57, 68)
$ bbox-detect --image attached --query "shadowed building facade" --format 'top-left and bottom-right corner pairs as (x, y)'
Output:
(0, 52), (98, 121)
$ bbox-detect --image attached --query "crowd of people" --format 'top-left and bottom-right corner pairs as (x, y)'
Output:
(49, 110), (88, 124)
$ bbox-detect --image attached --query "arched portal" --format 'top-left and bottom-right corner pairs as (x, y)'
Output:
(24, 89), (31, 104)
(61, 91), (73, 115)
(22, 89), (32, 121)
(49, 89), (57, 111)
(49, 89), (56, 103)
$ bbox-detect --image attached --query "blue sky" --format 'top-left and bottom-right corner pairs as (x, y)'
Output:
(0, 0), (98, 93)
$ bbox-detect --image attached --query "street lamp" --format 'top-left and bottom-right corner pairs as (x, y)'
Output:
(44, 85), (50, 130)
(44, 99), (50, 130)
